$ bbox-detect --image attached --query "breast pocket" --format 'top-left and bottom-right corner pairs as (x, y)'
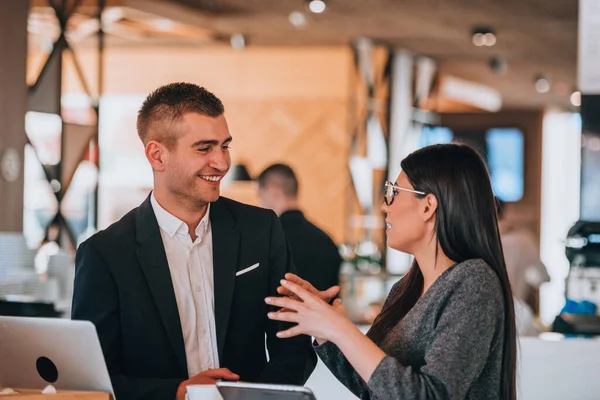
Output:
(236, 262), (260, 277)
(233, 261), (269, 313)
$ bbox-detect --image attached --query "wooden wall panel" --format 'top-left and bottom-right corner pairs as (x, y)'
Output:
(57, 46), (351, 100)
(0, 0), (29, 232)
(35, 46), (353, 243)
(221, 100), (351, 244)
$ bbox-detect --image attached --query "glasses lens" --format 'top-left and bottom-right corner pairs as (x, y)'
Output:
(384, 183), (393, 205)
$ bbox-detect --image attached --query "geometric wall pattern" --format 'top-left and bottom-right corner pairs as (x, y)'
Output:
(26, 0), (103, 247)
(346, 40), (391, 251)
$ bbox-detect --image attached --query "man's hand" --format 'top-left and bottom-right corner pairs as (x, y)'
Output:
(277, 273), (340, 304)
(175, 368), (239, 400)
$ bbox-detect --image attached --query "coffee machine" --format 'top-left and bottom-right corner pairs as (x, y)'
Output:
(553, 221), (600, 335)
(565, 221), (600, 303)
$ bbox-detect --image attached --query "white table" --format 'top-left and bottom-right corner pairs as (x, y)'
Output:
(304, 335), (600, 400)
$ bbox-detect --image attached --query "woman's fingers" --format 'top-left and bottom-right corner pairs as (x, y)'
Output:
(279, 274), (342, 303)
(322, 285), (341, 301)
(265, 294), (304, 311)
(276, 285), (300, 300)
(267, 310), (300, 323)
(284, 273), (319, 293)
(272, 306), (296, 314)
(332, 298), (348, 316)
(284, 273), (310, 287)
(275, 325), (304, 338)
(279, 279), (320, 305)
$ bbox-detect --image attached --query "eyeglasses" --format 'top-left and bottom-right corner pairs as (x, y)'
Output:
(384, 181), (426, 206)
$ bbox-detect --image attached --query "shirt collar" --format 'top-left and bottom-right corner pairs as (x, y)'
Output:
(150, 192), (210, 240)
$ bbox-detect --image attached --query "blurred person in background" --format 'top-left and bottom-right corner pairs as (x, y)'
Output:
(72, 83), (316, 400)
(34, 223), (60, 278)
(497, 198), (550, 335)
(258, 163), (341, 291)
(267, 144), (517, 400)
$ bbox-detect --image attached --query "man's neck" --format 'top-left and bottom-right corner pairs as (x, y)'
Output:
(274, 198), (299, 216)
(153, 187), (208, 237)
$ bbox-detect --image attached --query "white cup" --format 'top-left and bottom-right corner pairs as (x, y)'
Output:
(186, 384), (223, 400)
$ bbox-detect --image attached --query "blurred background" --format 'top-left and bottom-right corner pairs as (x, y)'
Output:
(1, 0), (599, 338)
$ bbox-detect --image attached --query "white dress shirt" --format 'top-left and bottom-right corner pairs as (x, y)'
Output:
(151, 193), (219, 377)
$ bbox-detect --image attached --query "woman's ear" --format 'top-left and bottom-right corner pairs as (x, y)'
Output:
(145, 140), (166, 173)
(421, 193), (438, 222)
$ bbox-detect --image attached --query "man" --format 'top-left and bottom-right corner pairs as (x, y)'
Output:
(496, 199), (550, 302)
(257, 164), (341, 291)
(496, 198), (550, 335)
(72, 83), (316, 400)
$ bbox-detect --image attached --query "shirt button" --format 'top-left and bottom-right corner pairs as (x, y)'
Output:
(195, 286), (201, 292)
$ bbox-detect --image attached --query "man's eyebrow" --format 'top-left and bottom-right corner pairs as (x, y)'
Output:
(191, 136), (232, 147)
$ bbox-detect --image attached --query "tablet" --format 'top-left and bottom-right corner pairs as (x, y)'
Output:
(216, 381), (316, 400)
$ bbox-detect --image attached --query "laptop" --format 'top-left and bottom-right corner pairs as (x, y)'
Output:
(217, 381), (316, 400)
(0, 316), (115, 398)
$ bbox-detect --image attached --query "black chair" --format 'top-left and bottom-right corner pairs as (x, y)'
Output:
(0, 299), (61, 318)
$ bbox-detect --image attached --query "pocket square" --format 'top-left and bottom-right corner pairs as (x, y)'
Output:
(236, 263), (260, 277)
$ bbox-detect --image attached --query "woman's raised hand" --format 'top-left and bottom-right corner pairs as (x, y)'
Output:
(277, 273), (340, 304)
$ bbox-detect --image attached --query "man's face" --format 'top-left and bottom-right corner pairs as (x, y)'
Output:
(161, 112), (232, 207)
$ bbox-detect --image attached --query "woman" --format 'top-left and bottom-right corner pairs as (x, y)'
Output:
(265, 144), (517, 399)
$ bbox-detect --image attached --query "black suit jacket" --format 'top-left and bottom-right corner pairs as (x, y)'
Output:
(71, 196), (316, 400)
(279, 210), (341, 292)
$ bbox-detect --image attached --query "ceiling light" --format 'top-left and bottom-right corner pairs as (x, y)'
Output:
(230, 33), (246, 50)
(570, 91), (582, 107)
(471, 26), (496, 47)
(534, 75), (551, 93)
(472, 33), (485, 47)
(307, 0), (326, 14)
(151, 19), (176, 32)
(484, 33), (496, 46)
(289, 11), (308, 28)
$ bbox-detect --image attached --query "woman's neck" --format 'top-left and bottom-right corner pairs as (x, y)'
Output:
(414, 244), (456, 295)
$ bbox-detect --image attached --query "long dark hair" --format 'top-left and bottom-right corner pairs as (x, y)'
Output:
(367, 143), (517, 400)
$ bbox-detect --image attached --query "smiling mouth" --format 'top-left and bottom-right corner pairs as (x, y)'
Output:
(386, 222), (392, 229)
(198, 175), (223, 182)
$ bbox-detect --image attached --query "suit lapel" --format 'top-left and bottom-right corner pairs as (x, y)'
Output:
(135, 195), (187, 376)
(210, 198), (240, 363)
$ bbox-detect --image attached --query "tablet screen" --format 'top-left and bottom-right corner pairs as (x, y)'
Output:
(216, 381), (316, 400)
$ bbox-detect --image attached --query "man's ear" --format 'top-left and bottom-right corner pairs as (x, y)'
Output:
(420, 193), (438, 222)
(145, 140), (166, 172)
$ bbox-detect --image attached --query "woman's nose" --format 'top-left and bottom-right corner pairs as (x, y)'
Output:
(380, 201), (388, 213)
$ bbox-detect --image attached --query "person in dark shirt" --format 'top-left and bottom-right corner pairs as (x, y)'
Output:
(257, 164), (341, 291)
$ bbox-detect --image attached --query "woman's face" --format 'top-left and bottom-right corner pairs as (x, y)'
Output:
(381, 172), (428, 254)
